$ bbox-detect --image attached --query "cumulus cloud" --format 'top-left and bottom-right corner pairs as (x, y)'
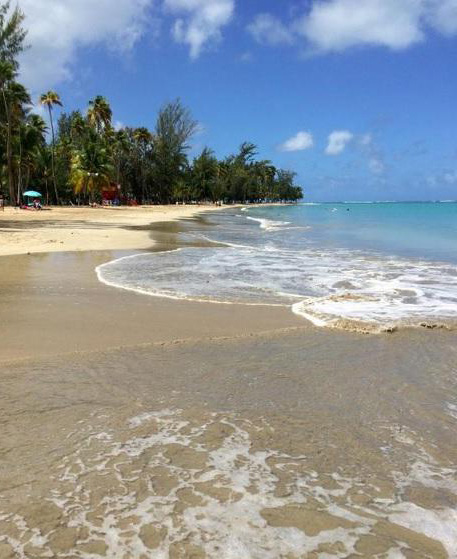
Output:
(164, 0), (234, 59)
(247, 13), (294, 46)
(426, 0), (457, 35)
(278, 131), (314, 152)
(298, 0), (424, 52)
(17, 0), (234, 91)
(18, 0), (153, 92)
(325, 130), (353, 155)
(250, 0), (457, 54)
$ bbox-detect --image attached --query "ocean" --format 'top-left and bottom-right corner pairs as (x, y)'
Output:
(97, 201), (457, 333)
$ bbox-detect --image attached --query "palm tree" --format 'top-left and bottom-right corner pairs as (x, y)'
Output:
(35, 147), (52, 205)
(69, 129), (113, 202)
(0, 61), (15, 202)
(5, 81), (30, 203)
(112, 128), (129, 189)
(69, 110), (86, 144)
(18, 114), (47, 194)
(87, 95), (112, 134)
(133, 126), (152, 145)
(40, 90), (62, 204)
(133, 127), (153, 202)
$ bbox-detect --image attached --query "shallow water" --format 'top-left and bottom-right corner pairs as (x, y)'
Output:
(2, 207), (457, 558)
(1, 328), (456, 557)
(97, 203), (457, 332)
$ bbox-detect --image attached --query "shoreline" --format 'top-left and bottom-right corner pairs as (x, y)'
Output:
(1, 207), (456, 557)
(0, 203), (309, 363)
(0, 250), (305, 363)
(0, 204), (234, 257)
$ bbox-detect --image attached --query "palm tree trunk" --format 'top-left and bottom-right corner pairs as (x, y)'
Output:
(48, 106), (59, 204)
(2, 89), (15, 204)
(45, 177), (49, 206)
(17, 133), (22, 204)
(26, 164), (31, 190)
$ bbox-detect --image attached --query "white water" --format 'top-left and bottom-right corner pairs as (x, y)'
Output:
(4, 409), (455, 557)
(97, 240), (457, 332)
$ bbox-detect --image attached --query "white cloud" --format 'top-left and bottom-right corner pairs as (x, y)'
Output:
(164, 0), (234, 59)
(359, 133), (373, 147)
(359, 134), (385, 174)
(18, 0), (153, 92)
(298, 0), (424, 52)
(17, 0), (235, 92)
(279, 131), (314, 152)
(427, 170), (457, 188)
(247, 14), (294, 46)
(368, 157), (385, 175)
(325, 130), (353, 155)
(427, 0), (457, 35)
(444, 171), (457, 184)
(240, 51), (254, 62)
(250, 0), (457, 54)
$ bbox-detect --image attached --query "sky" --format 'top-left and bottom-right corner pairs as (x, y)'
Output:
(16, 0), (457, 202)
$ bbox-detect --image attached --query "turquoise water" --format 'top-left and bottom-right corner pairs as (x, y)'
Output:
(97, 202), (457, 332)
(246, 202), (457, 263)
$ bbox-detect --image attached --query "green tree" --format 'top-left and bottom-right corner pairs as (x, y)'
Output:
(0, 1), (27, 67)
(17, 113), (47, 197)
(5, 80), (30, 203)
(191, 147), (219, 201)
(69, 129), (113, 202)
(35, 147), (52, 205)
(87, 95), (112, 134)
(40, 90), (62, 203)
(153, 99), (197, 203)
(133, 127), (153, 202)
(0, 60), (14, 201)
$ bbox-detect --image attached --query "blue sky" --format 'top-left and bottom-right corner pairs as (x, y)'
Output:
(17, 0), (457, 201)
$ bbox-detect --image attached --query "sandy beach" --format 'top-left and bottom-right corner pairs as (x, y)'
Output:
(1, 0), (455, 553)
(0, 205), (228, 257)
(1, 208), (457, 558)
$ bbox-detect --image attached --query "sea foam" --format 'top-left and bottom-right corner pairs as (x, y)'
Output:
(97, 244), (457, 332)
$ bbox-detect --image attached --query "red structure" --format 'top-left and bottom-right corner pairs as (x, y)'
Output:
(101, 183), (121, 203)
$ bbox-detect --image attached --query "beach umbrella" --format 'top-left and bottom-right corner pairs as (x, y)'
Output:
(23, 191), (42, 198)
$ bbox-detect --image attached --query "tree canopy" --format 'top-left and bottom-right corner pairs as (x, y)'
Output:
(0, 1), (303, 206)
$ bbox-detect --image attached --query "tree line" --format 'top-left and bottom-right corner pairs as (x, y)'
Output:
(0, 2), (303, 206)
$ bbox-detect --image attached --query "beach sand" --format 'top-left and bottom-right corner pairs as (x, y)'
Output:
(0, 251), (302, 363)
(0, 205), (227, 256)
(1, 209), (457, 558)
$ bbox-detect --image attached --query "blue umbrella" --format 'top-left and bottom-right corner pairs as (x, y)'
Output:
(23, 191), (42, 198)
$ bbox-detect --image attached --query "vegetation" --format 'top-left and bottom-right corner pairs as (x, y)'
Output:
(0, 2), (303, 205)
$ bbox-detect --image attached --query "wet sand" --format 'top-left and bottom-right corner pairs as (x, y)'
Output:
(0, 250), (302, 363)
(1, 216), (457, 557)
